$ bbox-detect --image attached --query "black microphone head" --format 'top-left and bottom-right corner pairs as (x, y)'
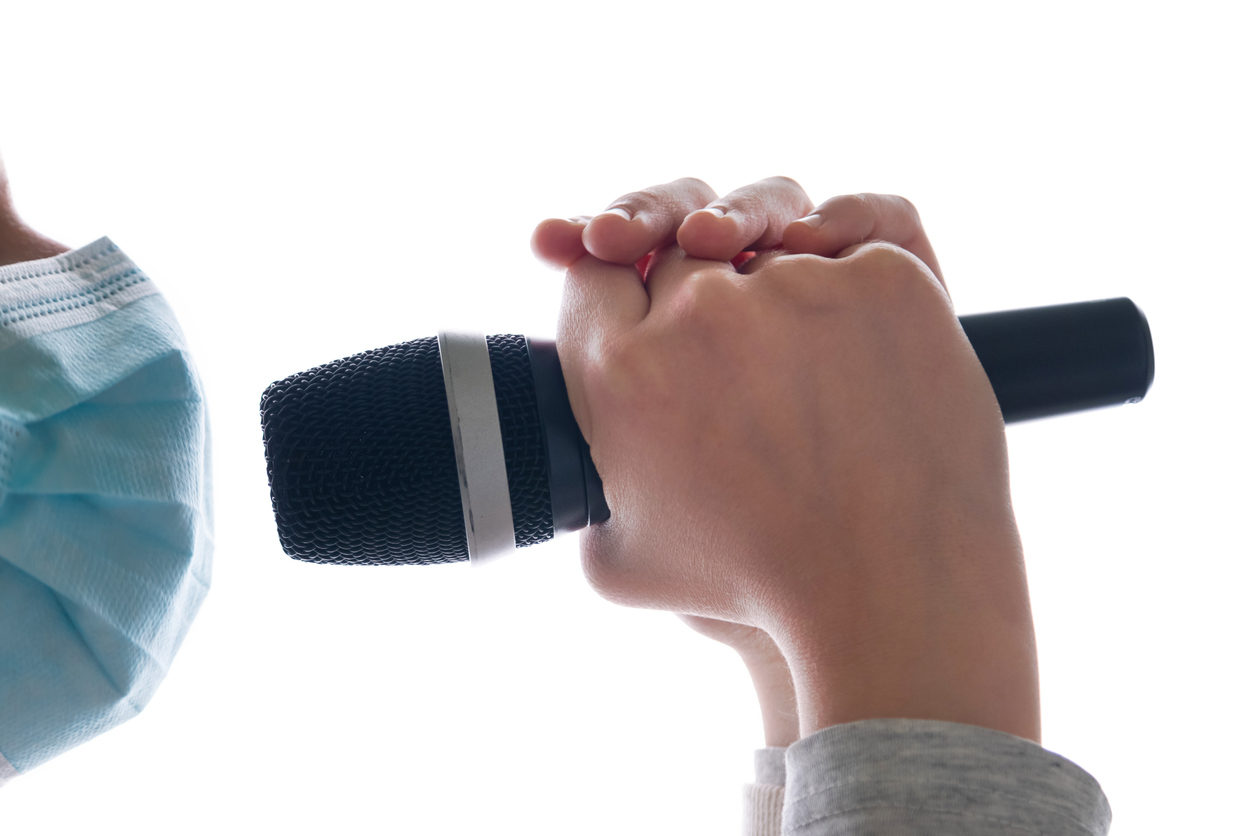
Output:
(260, 335), (568, 566)
(260, 330), (611, 566)
(261, 337), (468, 564)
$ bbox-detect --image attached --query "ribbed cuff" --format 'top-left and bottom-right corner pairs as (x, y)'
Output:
(744, 782), (786, 836)
(783, 719), (1111, 835)
(743, 747), (788, 836)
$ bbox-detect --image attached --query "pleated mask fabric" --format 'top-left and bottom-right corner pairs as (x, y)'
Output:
(0, 238), (211, 782)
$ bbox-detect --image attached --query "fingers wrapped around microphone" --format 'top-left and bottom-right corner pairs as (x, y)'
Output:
(674, 176), (814, 262)
(557, 239), (979, 624)
(584, 177), (719, 264)
(641, 244), (740, 310)
(533, 176), (813, 270)
(554, 184), (1036, 743)
(782, 193), (946, 290)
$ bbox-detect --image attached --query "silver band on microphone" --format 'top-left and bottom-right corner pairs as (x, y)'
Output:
(437, 331), (516, 564)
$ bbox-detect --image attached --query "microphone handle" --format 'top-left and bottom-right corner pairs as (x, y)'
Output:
(530, 297), (1155, 531)
(961, 297), (1154, 421)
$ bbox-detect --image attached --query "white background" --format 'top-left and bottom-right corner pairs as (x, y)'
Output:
(2, 1), (1251, 833)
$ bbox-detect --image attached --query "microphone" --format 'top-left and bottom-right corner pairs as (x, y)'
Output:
(260, 298), (1154, 567)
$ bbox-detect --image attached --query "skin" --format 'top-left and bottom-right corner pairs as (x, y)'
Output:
(0, 155), (69, 266)
(533, 178), (1040, 745)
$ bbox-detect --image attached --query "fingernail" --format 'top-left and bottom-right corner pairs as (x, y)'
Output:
(699, 206), (726, 219)
(602, 207), (633, 221)
(797, 213), (823, 227)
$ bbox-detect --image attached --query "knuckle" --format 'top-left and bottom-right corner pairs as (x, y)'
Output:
(851, 242), (947, 307)
(750, 253), (840, 311)
(764, 251), (828, 274)
(668, 270), (744, 330)
(765, 174), (803, 191)
(889, 193), (920, 218)
(883, 193), (924, 230)
(833, 192), (877, 232)
(726, 191), (766, 221)
(674, 176), (713, 195)
(854, 239), (912, 269)
(848, 191), (876, 215)
(752, 251), (812, 286)
(617, 178), (713, 213)
(613, 187), (657, 212)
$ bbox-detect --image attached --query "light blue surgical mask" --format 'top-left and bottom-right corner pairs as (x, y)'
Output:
(0, 238), (211, 784)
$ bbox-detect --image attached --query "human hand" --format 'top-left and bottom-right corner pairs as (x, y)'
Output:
(536, 177), (954, 749)
(531, 176), (944, 286)
(547, 179), (1039, 742)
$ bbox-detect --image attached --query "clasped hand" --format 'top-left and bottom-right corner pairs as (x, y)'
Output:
(533, 177), (1040, 744)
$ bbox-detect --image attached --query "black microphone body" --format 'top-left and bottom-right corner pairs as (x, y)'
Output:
(260, 298), (1154, 567)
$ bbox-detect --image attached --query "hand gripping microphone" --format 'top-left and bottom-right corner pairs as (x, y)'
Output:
(260, 298), (1154, 567)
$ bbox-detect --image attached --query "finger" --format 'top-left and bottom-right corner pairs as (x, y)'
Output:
(677, 176), (814, 262)
(582, 177), (717, 264)
(642, 244), (735, 310)
(781, 193), (946, 288)
(558, 254), (650, 426)
(531, 216), (591, 268)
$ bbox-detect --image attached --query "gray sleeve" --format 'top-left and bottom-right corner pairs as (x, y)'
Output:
(744, 748), (787, 836)
(782, 719), (1111, 835)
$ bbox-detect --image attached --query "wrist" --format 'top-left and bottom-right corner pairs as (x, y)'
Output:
(769, 535), (1041, 743)
(738, 646), (800, 748)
